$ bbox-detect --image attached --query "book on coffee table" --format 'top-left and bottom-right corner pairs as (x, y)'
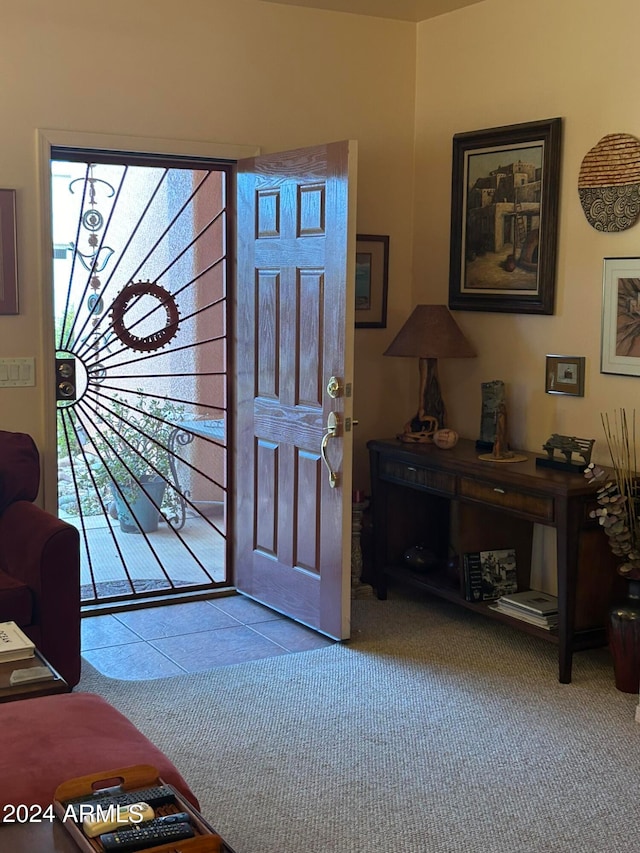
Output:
(0, 621), (35, 662)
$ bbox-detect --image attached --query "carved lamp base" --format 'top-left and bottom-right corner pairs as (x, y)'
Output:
(397, 414), (438, 444)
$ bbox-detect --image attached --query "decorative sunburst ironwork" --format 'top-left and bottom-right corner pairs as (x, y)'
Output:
(52, 154), (232, 606)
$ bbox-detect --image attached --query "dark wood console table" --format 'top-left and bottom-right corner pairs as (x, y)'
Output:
(367, 438), (621, 683)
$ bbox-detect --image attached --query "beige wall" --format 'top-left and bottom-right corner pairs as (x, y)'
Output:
(5, 0), (637, 507)
(0, 0), (416, 496)
(415, 0), (640, 462)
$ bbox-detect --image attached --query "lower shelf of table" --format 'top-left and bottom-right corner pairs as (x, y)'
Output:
(385, 565), (593, 646)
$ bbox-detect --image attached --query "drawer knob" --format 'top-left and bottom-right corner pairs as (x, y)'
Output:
(493, 487), (506, 494)
(407, 466), (417, 472)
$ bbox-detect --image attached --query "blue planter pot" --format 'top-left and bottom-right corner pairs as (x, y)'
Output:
(112, 476), (167, 534)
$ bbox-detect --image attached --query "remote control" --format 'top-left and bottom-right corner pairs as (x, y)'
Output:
(67, 784), (176, 821)
(83, 802), (155, 838)
(9, 666), (55, 685)
(106, 812), (192, 834)
(99, 820), (194, 851)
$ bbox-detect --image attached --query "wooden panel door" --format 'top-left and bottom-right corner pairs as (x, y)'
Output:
(235, 141), (357, 639)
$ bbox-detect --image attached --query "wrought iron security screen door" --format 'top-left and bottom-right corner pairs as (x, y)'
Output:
(51, 150), (232, 606)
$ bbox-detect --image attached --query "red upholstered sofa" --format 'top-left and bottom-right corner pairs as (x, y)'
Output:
(0, 430), (81, 687)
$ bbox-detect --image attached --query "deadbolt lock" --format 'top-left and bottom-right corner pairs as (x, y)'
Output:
(326, 376), (343, 399)
(55, 358), (76, 402)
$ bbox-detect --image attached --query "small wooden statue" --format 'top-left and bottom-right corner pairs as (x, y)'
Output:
(491, 401), (509, 459)
(478, 400), (527, 463)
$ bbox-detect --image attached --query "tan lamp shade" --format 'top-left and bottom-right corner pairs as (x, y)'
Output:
(383, 304), (476, 360)
(384, 304), (476, 440)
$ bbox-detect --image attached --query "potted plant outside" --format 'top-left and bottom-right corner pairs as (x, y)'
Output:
(89, 394), (185, 534)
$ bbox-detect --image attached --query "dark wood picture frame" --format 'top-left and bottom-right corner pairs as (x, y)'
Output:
(448, 117), (562, 315)
(355, 233), (389, 328)
(545, 354), (585, 396)
(0, 189), (18, 315)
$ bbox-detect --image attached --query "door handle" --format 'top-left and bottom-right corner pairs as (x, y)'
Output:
(321, 411), (340, 488)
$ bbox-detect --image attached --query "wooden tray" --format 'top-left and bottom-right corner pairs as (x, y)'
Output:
(53, 764), (221, 853)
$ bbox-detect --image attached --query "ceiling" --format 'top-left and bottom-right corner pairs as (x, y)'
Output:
(259, 0), (486, 22)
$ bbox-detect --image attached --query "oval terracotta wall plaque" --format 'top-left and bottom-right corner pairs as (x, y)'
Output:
(578, 132), (640, 231)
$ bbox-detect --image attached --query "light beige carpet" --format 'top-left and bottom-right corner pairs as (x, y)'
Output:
(77, 589), (640, 853)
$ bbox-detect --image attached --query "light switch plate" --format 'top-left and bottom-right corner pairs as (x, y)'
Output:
(0, 357), (36, 387)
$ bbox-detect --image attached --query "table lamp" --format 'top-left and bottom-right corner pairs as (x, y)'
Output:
(383, 304), (476, 443)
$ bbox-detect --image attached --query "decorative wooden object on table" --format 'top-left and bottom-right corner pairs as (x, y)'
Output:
(477, 379), (505, 451)
(383, 304), (476, 443)
(478, 400), (527, 463)
(433, 428), (459, 449)
(537, 434), (595, 472)
(367, 437), (621, 684)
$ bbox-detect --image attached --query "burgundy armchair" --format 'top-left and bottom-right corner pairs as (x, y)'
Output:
(0, 430), (81, 687)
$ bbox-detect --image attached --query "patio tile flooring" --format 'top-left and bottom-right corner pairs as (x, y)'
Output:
(81, 594), (335, 680)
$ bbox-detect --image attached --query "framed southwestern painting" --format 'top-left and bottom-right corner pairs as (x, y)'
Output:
(449, 118), (562, 315)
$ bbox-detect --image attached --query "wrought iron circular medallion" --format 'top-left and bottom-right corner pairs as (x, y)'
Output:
(110, 280), (179, 352)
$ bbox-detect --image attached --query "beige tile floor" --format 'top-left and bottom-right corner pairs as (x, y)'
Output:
(81, 595), (336, 680)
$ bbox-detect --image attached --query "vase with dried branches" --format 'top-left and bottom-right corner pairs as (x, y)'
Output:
(584, 409), (640, 693)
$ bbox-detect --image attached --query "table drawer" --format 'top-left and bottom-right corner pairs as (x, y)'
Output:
(380, 458), (456, 495)
(459, 477), (554, 521)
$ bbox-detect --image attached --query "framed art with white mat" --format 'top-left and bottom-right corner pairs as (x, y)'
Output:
(601, 256), (640, 376)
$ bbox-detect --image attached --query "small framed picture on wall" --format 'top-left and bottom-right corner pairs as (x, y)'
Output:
(545, 354), (585, 396)
(355, 234), (389, 328)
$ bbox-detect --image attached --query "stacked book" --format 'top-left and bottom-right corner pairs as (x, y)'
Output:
(490, 589), (559, 631)
(0, 621), (36, 663)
